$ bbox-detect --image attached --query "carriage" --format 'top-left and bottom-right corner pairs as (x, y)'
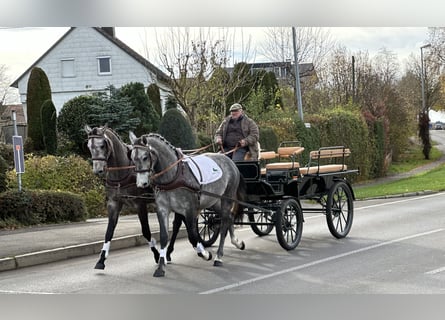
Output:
(196, 142), (359, 251)
(86, 125), (358, 277)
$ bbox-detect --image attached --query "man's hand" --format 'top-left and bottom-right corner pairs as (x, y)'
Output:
(239, 139), (247, 147)
(216, 137), (222, 145)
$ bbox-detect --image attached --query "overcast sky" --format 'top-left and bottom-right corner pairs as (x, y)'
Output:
(0, 27), (431, 83)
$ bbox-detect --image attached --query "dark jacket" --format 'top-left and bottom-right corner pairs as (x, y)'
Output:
(215, 114), (259, 160)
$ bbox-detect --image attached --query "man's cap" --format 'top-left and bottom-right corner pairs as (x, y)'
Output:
(229, 103), (243, 111)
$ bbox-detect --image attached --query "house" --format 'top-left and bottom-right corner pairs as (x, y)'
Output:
(0, 104), (27, 144)
(225, 61), (317, 86)
(10, 27), (172, 117)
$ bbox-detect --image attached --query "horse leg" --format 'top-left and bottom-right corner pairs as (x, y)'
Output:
(95, 201), (121, 270)
(137, 203), (160, 264)
(184, 213), (212, 261)
(153, 209), (170, 277)
(229, 224), (245, 250)
(213, 217), (229, 267)
(166, 213), (184, 263)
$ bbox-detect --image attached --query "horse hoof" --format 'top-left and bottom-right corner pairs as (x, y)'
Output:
(167, 256), (172, 264)
(213, 260), (223, 267)
(240, 241), (245, 250)
(94, 262), (105, 270)
(198, 252), (213, 261)
(153, 269), (165, 277)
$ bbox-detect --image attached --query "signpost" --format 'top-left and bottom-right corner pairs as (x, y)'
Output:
(11, 110), (24, 191)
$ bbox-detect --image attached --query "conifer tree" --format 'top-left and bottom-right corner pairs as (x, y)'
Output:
(26, 67), (52, 151)
(158, 108), (196, 149)
(40, 99), (58, 155)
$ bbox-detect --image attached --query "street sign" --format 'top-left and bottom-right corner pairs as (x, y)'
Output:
(12, 135), (25, 174)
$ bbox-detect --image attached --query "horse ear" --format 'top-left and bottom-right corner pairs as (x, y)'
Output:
(84, 124), (92, 134)
(129, 131), (137, 144)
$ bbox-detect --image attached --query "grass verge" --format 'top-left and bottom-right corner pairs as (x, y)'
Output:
(354, 145), (444, 199)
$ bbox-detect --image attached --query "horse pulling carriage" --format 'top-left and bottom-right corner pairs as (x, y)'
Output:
(86, 125), (358, 277)
(197, 142), (359, 251)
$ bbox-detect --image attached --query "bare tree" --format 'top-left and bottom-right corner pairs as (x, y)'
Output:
(0, 64), (18, 106)
(153, 27), (256, 129)
(260, 27), (335, 69)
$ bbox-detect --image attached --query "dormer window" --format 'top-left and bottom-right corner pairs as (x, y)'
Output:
(97, 56), (111, 75)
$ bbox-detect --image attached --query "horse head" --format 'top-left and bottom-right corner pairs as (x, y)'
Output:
(85, 124), (112, 175)
(129, 131), (158, 188)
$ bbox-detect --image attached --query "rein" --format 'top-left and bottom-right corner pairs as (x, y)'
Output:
(181, 143), (213, 155)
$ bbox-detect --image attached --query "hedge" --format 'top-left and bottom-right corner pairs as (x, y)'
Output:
(0, 190), (87, 229)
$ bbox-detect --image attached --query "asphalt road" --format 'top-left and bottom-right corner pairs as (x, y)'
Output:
(1, 192), (444, 294)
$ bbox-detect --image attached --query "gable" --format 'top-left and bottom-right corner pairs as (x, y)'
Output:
(11, 27), (171, 114)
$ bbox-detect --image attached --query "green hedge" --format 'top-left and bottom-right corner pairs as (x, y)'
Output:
(0, 190), (87, 229)
(6, 154), (106, 217)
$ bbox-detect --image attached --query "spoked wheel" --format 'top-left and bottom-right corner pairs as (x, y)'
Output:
(196, 209), (220, 247)
(248, 208), (274, 236)
(326, 180), (354, 238)
(275, 198), (303, 250)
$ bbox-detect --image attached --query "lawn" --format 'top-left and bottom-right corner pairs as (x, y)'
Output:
(354, 145), (445, 199)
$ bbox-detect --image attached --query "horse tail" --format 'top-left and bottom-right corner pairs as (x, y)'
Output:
(234, 174), (246, 222)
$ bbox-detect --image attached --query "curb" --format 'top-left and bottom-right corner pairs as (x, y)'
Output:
(0, 228), (188, 272)
(356, 190), (437, 201)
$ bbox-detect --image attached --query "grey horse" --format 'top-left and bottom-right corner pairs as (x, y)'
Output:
(129, 132), (246, 277)
(85, 125), (184, 270)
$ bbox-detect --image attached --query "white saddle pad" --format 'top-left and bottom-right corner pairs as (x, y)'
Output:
(184, 155), (223, 185)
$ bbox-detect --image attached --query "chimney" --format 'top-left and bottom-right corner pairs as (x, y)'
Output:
(102, 27), (115, 37)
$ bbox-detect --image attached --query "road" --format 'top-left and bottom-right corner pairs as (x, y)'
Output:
(0, 192), (444, 294)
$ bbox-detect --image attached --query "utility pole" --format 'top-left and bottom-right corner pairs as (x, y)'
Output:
(292, 27), (303, 122)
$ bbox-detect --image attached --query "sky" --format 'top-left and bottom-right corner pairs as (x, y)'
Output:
(0, 26), (437, 119)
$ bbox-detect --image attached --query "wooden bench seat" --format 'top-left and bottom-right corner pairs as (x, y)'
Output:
(261, 146), (304, 175)
(299, 164), (347, 175)
(264, 145), (351, 177)
(260, 151), (278, 160)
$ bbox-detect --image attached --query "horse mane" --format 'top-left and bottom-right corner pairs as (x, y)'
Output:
(143, 133), (177, 152)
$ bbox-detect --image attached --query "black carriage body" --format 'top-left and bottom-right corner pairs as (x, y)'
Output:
(197, 152), (357, 251)
(236, 161), (355, 201)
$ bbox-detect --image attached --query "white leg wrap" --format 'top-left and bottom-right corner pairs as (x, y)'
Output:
(148, 239), (157, 248)
(102, 242), (111, 258)
(160, 248), (166, 259)
(195, 242), (205, 254)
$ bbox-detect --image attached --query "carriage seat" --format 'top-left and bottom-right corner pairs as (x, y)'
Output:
(298, 147), (351, 176)
(262, 146), (305, 174)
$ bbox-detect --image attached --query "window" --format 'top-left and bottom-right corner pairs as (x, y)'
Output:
(61, 59), (75, 77)
(97, 56), (111, 75)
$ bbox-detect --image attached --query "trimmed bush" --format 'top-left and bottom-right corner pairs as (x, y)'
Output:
(0, 155), (7, 192)
(158, 108), (196, 149)
(41, 99), (58, 155)
(6, 154), (106, 217)
(0, 190), (87, 229)
(27, 67), (52, 151)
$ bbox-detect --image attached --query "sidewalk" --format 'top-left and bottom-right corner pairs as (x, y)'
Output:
(0, 213), (187, 272)
(1, 142), (445, 272)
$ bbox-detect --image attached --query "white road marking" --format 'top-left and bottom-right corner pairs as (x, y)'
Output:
(425, 266), (445, 275)
(199, 228), (444, 294)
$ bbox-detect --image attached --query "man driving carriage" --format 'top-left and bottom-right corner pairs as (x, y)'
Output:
(214, 103), (260, 161)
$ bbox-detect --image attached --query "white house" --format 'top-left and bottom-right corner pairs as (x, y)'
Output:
(10, 27), (172, 119)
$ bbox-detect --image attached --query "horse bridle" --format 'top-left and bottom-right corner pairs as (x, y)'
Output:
(87, 134), (112, 162)
(132, 144), (184, 182)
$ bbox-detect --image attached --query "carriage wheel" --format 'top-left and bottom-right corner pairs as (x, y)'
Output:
(196, 209), (220, 247)
(248, 208), (274, 236)
(326, 180), (353, 239)
(276, 198), (303, 250)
